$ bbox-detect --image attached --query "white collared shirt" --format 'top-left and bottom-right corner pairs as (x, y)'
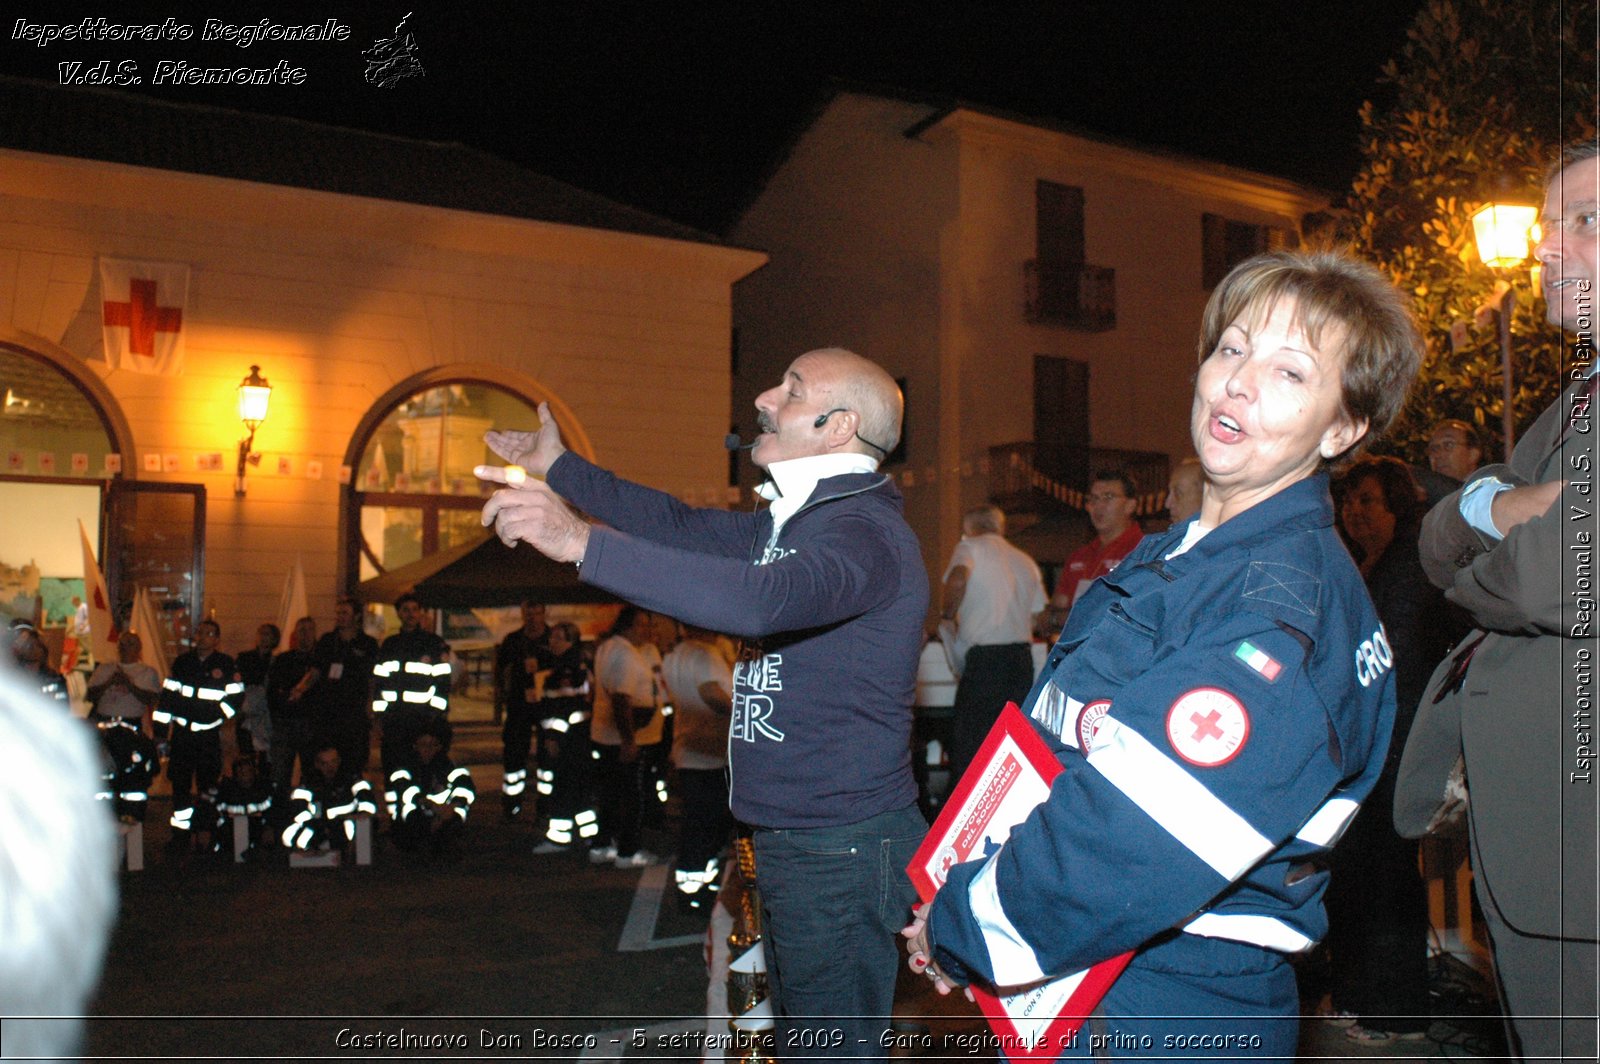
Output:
(756, 452), (879, 545)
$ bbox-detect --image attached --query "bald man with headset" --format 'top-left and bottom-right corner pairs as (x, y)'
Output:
(479, 348), (928, 1061)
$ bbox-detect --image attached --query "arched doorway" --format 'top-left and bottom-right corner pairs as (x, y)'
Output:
(0, 336), (204, 671)
(0, 339), (127, 631)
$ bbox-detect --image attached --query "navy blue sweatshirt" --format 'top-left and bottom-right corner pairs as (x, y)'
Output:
(551, 452), (928, 829)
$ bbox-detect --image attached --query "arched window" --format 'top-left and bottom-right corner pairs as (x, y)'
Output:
(343, 377), (568, 589)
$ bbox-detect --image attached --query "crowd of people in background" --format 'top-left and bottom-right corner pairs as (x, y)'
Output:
(5, 584), (745, 893)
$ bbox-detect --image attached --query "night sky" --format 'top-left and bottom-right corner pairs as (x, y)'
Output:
(3, 1), (1428, 233)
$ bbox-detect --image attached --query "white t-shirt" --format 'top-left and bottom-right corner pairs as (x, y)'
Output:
(945, 533), (1047, 647)
(662, 639), (734, 770)
(88, 661), (160, 719)
(591, 635), (663, 746)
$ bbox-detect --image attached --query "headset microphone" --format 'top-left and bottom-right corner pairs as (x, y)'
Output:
(724, 433), (758, 451)
(812, 408), (891, 458)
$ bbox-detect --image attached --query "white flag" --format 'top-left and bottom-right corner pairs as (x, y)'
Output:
(99, 257), (189, 375)
(131, 587), (169, 676)
(77, 520), (116, 665)
(276, 555), (308, 644)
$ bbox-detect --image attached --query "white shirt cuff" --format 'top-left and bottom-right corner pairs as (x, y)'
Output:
(1459, 476), (1512, 541)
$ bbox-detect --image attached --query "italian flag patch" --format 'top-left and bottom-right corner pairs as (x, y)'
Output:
(1234, 640), (1282, 681)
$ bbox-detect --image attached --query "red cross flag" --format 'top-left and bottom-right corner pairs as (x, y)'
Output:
(99, 257), (189, 375)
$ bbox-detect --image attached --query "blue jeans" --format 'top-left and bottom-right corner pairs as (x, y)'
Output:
(752, 804), (926, 1062)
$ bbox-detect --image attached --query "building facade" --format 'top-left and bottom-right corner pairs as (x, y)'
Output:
(0, 80), (763, 658)
(730, 91), (1328, 580)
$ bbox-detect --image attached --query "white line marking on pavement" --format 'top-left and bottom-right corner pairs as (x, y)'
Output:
(617, 860), (702, 952)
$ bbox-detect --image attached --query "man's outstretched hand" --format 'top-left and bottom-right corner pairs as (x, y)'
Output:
(479, 479), (591, 564)
(479, 401), (567, 484)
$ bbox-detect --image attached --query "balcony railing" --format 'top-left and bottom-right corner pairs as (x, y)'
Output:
(989, 441), (1171, 517)
(1024, 260), (1116, 331)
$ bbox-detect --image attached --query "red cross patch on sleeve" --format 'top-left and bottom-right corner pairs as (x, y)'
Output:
(1165, 687), (1250, 767)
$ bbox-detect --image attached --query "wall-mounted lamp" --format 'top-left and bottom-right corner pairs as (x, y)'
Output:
(1470, 196), (1538, 460)
(235, 364), (271, 497)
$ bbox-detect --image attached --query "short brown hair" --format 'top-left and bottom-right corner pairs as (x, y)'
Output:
(1197, 250), (1422, 460)
(1546, 140), (1599, 184)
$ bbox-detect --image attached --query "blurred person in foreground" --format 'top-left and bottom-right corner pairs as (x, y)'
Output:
(904, 249), (1422, 1058)
(0, 659), (117, 1061)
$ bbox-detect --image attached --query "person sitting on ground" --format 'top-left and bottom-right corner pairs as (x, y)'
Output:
(388, 718), (475, 859)
(281, 743), (376, 855)
(215, 755), (275, 854)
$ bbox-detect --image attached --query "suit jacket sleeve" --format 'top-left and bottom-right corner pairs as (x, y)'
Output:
(1418, 398), (1575, 636)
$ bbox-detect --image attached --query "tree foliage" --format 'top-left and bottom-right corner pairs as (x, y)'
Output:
(1339, 0), (1596, 462)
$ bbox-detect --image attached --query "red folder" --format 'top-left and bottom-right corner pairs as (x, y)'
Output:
(908, 702), (1133, 1060)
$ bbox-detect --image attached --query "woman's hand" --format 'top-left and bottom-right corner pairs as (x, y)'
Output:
(902, 902), (974, 1000)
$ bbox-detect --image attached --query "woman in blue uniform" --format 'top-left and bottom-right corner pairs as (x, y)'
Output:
(904, 249), (1423, 1058)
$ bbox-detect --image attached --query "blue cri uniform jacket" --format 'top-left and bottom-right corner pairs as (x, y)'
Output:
(928, 474), (1396, 989)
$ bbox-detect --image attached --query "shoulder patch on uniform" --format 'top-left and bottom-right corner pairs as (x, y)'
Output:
(1166, 687), (1250, 767)
(1077, 698), (1112, 752)
(1242, 561), (1321, 617)
(1231, 640), (1282, 681)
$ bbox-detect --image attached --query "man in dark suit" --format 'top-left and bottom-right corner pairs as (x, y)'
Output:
(1398, 143), (1598, 1062)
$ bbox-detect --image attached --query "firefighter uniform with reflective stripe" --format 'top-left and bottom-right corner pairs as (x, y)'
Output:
(216, 770), (274, 850)
(373, 627), (452, 811)
(281, 774), (376, 851)
(389, 754), (475, 852)
(155, 649), (242, 840)
(498, 626), (553, 817)
(535, 652), (594, 848)
(926, 475), (1395, 1056)
(95, 719), (158, 822)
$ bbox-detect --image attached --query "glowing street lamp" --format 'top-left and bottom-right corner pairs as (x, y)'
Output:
(1471, 199), (1537, 459)
(1471, 201), (1539, 269)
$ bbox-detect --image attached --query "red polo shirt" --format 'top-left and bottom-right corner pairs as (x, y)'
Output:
(1054, 523), (1145, 614)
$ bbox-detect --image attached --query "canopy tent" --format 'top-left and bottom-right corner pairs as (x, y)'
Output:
(357, 533), (618, 608)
